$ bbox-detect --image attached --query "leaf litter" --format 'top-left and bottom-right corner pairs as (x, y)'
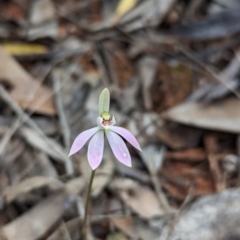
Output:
(1, 0), (240, 240)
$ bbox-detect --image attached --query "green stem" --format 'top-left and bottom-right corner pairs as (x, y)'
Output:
(81, 169), (95, 240)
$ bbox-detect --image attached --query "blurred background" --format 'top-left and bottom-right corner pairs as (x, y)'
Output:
(1, 0), (240, 239)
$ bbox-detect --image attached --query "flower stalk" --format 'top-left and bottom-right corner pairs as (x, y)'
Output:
(81, 169), (95, 240)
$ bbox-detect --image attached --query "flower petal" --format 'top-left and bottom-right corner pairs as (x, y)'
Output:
(97, 117), (105, 128)
(88, 130), (104, 170)
(110, 126), (142, 151)
(106, 130), (131, 167)
(69, 127), (99, 156)
(110, 116), (116, 126)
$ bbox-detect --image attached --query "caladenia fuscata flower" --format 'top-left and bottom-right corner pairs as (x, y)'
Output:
(69, 88), (142, 170)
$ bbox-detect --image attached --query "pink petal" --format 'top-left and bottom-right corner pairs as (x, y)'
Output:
(69, 127), (99, 156)
(106, 130), (131, 167)
(110, 126), (142, 151)
(88, 130), (104, 170)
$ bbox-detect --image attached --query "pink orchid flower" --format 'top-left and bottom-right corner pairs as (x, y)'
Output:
(69, 88), (141, 170)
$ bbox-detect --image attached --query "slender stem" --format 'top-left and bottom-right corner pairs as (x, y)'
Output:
(81, 170), (95, 240)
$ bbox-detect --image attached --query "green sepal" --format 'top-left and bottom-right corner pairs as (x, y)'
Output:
(99, 88), (110, 115)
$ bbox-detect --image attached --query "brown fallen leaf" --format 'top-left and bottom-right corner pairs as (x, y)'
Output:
(152, 63), (193, 113)
(3, 176), (64, 204)
(0, 193), (70, 240)
(118, 181), (164, 219)
(0, 46), (55, 115)
(19, 127), (67, 162)
(162, 97), (240, 134)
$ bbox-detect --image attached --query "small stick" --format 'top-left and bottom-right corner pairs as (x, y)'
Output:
(52, 69), (74, 175)
(151, 174), (173, 213)
(93, 48), (110, 87)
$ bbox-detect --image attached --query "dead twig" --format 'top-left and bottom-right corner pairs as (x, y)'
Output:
(52, 69), (74, 175)
(93, 46), (110, 87)
(151, 174), (173, 214)
(208, 154), (225, 192)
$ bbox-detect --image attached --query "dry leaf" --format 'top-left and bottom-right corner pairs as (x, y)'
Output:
(115, 0), (138, 19)
(1, 43), (48, 56)
(29, 0), (55, 25)
(163, 97), (240, 134)
(112, 217), (161, 240)
(28, 0), (58, 40)
(66, 176), (85, 195)
(118, 181), (164, 219)
(19, 127), (67, 162)
(110, 178), (138, 190)
(0, 193), (69, 240)
(0, 46), (55, 115)
(3, 176), (64, 204)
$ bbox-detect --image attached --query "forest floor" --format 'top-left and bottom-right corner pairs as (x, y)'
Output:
(1, 0), (240, 240)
